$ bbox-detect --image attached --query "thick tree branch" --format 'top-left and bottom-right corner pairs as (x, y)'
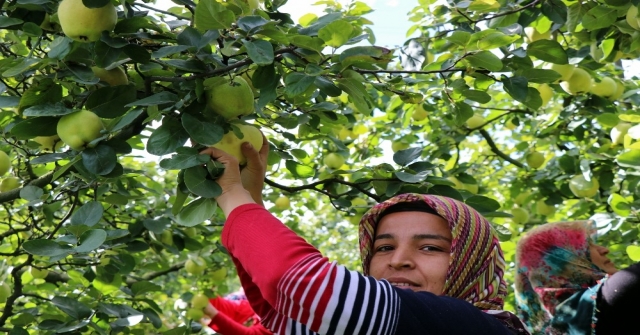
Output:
(478, 129), (524, 168)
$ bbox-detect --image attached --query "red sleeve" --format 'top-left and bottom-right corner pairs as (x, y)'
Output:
(231, 255), (277, 320)
(209, 297), (255, 325)
(208, 311), (272, 335)
(221, 204), (321, 307)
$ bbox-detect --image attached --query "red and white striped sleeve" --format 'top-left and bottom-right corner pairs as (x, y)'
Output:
(222, 204), (400, 335)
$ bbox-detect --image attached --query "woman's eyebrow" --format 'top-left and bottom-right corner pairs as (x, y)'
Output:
(374, 233), (394, 241)
(374, 233), (452, 243)
(414, 234), (452, 243)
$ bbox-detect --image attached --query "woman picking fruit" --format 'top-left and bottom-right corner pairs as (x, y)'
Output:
(199, 132), (528, 334)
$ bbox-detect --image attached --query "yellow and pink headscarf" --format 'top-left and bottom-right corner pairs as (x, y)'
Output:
(358, 193), (508, 310)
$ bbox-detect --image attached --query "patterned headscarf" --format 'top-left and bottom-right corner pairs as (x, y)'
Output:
(514, 221), (607, 334)
(359, 193), (508, 310)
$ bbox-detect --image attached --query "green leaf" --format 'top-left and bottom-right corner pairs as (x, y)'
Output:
(608, 194), (631, 217)
(627, 245), (640, 262)
(616, 150), (640, 167)
(501, 76), (529, 103)
(453, 102), (474, 126)
(10, 117), (58, 139)
(143, 218), (171, 234)
(131, 281), (162, 296)
(194, 0), (235, 30)
(466, 51), (503, 71)
(184, 166), (222, 198)
(460, 90), (491, 103)
(394, 171), (428, 183)
(82, 144), (117, 176)
(285, 72), (315, 97)
(23, 240), (72, 257)
(243, 39), (275, 65)
(541, 0), (568, 25)
(162, 59), (206, 73)
(110, 109), (145, 133)
(176, 197), (218, 227)
(66, 64), (98, 85)
(473, 31), (519, 50)
(142, 308), (163, 329)
(94, 41), (123, 69)
(289, 35), (325, 51)
(48, 36), (72, 60)
(126, 42), (150, 61)
(181, 113), (224, 146)
(516, 69), (561, 83)
(465, 195), (501, 212)
(20, 186), (43, 201)
(177, 26), (202, 48)
(318, 20), (353, 47)
(86, 85), (137, 118)
(2, 58), (39, 77)
(285, 160), (315, 178)
(582, 6), (617, 30)
(76, 229), (107, 253)
(152, 45), (191, 59)
(527, 40), (568, 64)
(18, 80), (62, 113)
(315, 76), (342, 97)
(125, 92), (179, 108)
(446, 31), (471, 47)
(71, 201), (104, 226)
(524, 87), (542, 110)
(147, 121), (189, 156)
(0, 96), (19, 108)
(160, 148), (210, 170)
(104, 194), (128, 206)
(336, 78), (373, 114)
(0, 17), (23, 28)
(22, 103), (73, 117)
(237, 15), (271, 33)
(596, 113), (620, 127)
(618, 114), (640, 123)
(52, 296), (93, 320)
(393, 147), (422, 166)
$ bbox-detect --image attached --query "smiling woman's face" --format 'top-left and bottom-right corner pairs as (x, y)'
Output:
(368, 211), (452, 295)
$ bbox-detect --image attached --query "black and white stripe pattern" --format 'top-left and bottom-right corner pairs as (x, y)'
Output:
(266, 254), (401, 335)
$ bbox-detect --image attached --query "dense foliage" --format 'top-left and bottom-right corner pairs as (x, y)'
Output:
(1, 0), (640, 333)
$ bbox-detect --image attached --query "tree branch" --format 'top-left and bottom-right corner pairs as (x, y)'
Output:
(133, 2), (191, 20)
(146, 47), (296, 83)
(478, 129), (524, 168)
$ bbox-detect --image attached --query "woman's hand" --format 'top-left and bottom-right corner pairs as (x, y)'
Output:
(204, 302), (219, 319)
(239, 133), (269, 207)
(200, 146), (255, 217)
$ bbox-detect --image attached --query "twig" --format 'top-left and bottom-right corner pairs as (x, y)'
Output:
(133, 2), (191, 20)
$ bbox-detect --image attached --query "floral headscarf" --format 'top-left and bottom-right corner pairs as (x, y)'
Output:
(514, 221), (607, 334)
(359, 193), (508, 310)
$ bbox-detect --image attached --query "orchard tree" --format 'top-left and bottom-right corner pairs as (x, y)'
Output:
(1, 0), (640, 333)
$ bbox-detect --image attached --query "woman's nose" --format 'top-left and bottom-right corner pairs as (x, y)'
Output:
(389, 248), (415, 269)
(597, 245), (609, 255)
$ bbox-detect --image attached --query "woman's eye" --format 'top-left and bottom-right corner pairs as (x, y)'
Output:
(375, 245), (393, 252)
(421, 245), (444, 252)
